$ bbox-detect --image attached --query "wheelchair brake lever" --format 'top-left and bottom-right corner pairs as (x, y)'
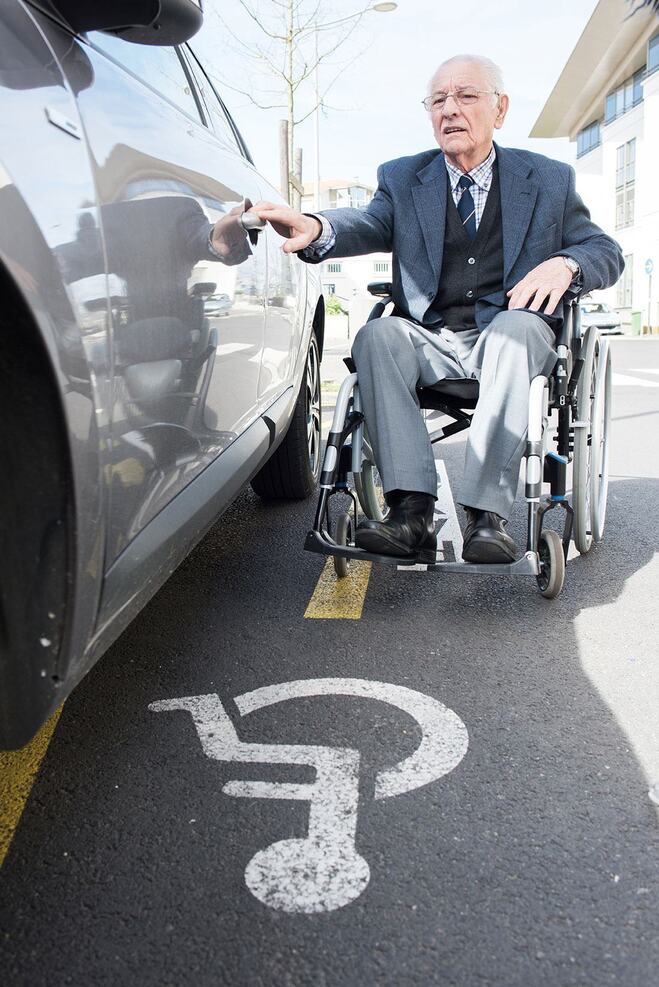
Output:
(567, 358), (584, 399)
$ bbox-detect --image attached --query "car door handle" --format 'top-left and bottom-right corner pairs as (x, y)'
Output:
(239, 211), (266, 246)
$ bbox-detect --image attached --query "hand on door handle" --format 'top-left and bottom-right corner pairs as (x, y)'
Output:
(209, 204), (253, 265)
(239, 210), (266, 246)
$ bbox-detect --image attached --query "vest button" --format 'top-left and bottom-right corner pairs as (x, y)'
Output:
(466, 289), (474, 299)
(468, 257), (476, 265)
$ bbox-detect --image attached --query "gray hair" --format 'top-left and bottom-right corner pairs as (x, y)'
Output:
(428, 55), (504, 95)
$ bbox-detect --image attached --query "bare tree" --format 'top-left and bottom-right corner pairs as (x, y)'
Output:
(206, 0), (376, 201)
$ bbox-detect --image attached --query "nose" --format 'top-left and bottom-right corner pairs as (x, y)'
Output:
(441, 93), (460, 116)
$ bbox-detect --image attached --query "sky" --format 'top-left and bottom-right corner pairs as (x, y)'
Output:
(194, 0), (604, 192)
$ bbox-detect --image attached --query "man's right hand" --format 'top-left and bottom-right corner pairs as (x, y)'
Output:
(249, 202), (322, 253)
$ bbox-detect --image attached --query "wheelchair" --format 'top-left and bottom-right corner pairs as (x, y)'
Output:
(304, 283), (612, 599)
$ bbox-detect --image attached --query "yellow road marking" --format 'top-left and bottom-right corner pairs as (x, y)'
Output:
(305, 558), (372, 619)
(0, 706), (63, 867)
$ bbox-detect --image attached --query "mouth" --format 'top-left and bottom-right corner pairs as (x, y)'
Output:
(443, 127), (467, 136)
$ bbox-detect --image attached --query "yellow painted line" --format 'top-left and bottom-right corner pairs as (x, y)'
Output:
(0, 706), (63, 867)
(305, 557), (372, 619)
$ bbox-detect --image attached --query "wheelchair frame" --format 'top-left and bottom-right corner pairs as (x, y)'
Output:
(305, 287), (612, 599)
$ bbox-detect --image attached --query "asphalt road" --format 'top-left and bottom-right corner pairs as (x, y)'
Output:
(1, 334), (658, 987)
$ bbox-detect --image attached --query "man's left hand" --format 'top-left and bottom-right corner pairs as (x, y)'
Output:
(507, 257), (573, 315)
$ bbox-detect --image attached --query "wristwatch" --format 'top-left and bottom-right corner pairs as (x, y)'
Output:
(561, 255), (581, 280)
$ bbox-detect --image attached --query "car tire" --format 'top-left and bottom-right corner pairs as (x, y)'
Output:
(251, 331), (321, 500)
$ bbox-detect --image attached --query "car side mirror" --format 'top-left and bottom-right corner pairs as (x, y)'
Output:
(49, 0), (203, 45)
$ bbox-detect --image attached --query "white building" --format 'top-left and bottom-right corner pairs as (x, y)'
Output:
(531, 0), (659, 332)
(301, 179), (392, 325)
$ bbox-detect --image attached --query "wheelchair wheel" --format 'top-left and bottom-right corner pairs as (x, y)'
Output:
(590, 339), (612, 543)
(573, 326), (609, 554)
(353, 426), (386, 521)
(536, 529), (565, 599)
(333, 512), (352, 579)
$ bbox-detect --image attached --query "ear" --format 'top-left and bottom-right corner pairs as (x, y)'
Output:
(494, 93), (509, 130)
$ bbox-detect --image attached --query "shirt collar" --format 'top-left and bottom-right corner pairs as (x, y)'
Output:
(445, 145), (497, 193)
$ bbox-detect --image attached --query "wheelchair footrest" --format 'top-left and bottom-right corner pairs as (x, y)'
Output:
(433, 553), (540, 576)
(305, 530), (541, 576)
(304, 529), (421, 566)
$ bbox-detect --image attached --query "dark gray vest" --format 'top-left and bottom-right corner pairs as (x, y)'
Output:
(427, 163), (503, 330)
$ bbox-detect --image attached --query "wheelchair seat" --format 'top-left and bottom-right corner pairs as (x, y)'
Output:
(344, 355), (480, 410)
(418, 379), (479, 411)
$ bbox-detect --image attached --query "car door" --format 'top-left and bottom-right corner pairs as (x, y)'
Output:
(68, 32), (267, 563)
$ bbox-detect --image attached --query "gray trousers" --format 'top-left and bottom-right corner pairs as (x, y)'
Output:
(351, 309), (557, 520)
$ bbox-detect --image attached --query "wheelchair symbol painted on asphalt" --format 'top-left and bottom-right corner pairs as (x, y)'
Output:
(149, 678), (468, 913)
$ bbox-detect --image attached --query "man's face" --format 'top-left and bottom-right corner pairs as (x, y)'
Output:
(428, 60), (508, 170)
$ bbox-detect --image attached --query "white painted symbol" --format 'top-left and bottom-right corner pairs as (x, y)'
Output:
(149, 678), (468, 913)
(399, 458), (464, 570)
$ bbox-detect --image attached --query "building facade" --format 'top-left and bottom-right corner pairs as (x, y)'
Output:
(532, 0), (659, 332)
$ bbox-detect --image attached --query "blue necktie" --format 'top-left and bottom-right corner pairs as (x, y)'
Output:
(457, 174), (477, 240)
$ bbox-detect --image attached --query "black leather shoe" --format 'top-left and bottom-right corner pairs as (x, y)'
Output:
(462, 508), (517, 564)
(355, 490), (437, 563)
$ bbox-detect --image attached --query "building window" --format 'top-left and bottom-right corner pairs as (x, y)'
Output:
(615, 139), (635, 230)
(649, 33), (659, 75)
(577, 120), (601, 158)
(325, 283), (336, 295)
(617, 255), (633, 308)
(328, 186), (372, 209)
(373, 261), (390, 273)
(605, 67), (645, 124)
(326, 262), (342, 273)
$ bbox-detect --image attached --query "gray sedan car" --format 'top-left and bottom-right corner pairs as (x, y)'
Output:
(579, 300), (623, 335)
(0, 0), (324, 747)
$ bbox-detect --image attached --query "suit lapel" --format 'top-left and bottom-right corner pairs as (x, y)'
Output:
(411, 154), (447, 278)
(496, 143), (538, 280)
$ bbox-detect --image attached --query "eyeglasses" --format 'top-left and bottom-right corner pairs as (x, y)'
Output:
(422, 88), (499, 111)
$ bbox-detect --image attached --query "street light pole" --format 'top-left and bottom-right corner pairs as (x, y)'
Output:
(312, 2), (397, 211)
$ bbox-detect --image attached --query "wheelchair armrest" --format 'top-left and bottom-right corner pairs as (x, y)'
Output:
(558, 291), (583, 348)
(367, 281), (392, 297)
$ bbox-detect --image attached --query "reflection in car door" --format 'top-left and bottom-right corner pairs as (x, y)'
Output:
(71, 33), (267, 563)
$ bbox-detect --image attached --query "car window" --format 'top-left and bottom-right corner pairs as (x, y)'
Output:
(87, 34), (203, 123)
(183, 49), (241, 153)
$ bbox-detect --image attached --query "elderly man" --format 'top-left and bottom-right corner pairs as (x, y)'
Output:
(253, 55), (623, 563)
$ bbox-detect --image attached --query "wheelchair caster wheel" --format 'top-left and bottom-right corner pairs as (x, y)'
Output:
(536, 529), (565, 599)
(333, 512), (353, 579)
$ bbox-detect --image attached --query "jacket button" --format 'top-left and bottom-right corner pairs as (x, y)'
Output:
(468, 257), (476, 265)
(466, 289), (474, 298)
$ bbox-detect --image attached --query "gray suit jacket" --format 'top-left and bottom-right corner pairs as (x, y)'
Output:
(301, 143), (624, 330)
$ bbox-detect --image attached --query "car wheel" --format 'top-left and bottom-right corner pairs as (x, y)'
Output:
(251, 331), (321, 499)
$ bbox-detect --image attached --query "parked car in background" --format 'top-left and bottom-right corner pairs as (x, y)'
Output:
(579, 300), (623, 335)
(0, 0), (324, 748)
(205, 292), (233, 317)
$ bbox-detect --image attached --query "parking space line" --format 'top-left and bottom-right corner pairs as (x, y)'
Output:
(305, 559), (372, 619)
(0, 706), (63, 867)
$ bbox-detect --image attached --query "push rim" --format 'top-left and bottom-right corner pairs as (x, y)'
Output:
(354, 426), (386, 521)
(590, 340), (611, 542)
(572, 327), (599, 554)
